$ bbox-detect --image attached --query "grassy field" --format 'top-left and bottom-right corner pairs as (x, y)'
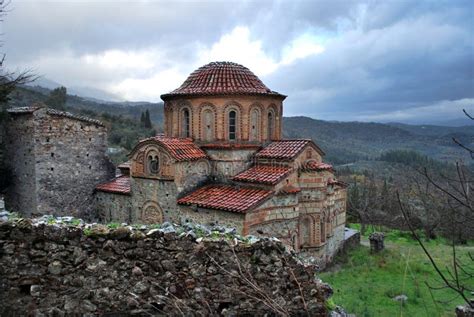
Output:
(320, 226), (473, 317)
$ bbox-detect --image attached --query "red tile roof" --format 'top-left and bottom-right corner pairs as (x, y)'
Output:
(96, 176), (131, 195)
(233, 165), (292, 185)
(256, 140), (316, 160)
(199, 143), (262, 150)
(177, 185), (272, 213)
(161, 62), (285, 100)
(300, 161), (333, 172)
(130, 135), (207, 162)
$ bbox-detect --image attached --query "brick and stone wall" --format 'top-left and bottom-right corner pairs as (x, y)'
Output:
(0, 220), (332, 316)
(164, 95), (283, 143)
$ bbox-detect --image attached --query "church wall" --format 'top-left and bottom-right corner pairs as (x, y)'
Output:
(95, 192), (132, 223)
(245, 194), (299, 247)
(164, 95), (283, 143)
(130, 178), (179, 224)
(176, 205), (245, 232)
(174, 161), (210, 193)
(204, 148), (257, 181)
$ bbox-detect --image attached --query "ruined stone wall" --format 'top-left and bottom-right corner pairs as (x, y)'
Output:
(4, 114), (37, 216)
(0, 220), (331, 316)
(5, 109), (114, 218)
(33, 110), (114, 218)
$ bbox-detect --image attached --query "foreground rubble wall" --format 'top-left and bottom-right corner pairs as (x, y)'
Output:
(0, 220), (332, 316)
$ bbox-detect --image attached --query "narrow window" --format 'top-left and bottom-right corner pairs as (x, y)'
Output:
(51, 153), (54, 158)
(267, 111), (274, 141)
(321, 218), (326, 243)
(182, 109), (190, 138)
(229, 110), (236, 140)
(148, 155), (159, 174)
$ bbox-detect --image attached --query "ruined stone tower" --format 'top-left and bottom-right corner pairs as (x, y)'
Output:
(5, 105), (114, 217)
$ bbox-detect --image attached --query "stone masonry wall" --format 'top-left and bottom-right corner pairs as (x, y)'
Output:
(33, 110), (115, 218)
(4, 113), (37, 216)
(5, 109), (115, 219)
(0, 220), (332, 316)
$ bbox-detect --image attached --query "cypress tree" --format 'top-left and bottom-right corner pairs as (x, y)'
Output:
(145, 109), (152, 129)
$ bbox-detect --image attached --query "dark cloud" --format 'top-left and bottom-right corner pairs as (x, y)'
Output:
(2, 0), (473, 124)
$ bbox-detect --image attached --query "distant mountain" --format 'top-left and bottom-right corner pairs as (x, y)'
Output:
(26, 77), (124, 102)
(283, 116), (472, 164)
(10, 85), (164, 126)
(387, 122), (474, 137)
(9, 85), (472, 166)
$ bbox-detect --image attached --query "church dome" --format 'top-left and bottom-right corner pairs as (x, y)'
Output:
(161, 61), (285, 100)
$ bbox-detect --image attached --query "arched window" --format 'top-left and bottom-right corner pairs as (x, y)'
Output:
(182, 109), (190, 138)
(228, 110), (237, 140)
(320, 217), (326, 243)
(147, 155), (159, 175)
(202, 109), (214, 141)
(300, 216), (312, 247)
(267, 111), (274, 141)
(250, 108), (260, 141)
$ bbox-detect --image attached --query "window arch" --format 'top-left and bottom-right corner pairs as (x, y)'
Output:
(320, 214), (326, 243)
(300, 215), (315, 248)
(181, 108), (191, 138)
(147, 154), (159, 175)
(228, 110), (237, 140)
(249, 107), (261, 141)
(201, 108), (215, 141)
(267, 110), (275, 141)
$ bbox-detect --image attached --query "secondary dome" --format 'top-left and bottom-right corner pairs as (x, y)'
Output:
(161, 61), (285, 100)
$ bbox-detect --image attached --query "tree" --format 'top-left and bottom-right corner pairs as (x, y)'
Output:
(45, 86), (67, 110)
(398, 109), (474, 309)
(0, 0), (36, 192)
(144, 109), (152, 129)
(140, 111), (145, 126)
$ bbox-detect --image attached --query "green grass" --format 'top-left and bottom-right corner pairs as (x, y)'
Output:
(320, 234), (473, 317)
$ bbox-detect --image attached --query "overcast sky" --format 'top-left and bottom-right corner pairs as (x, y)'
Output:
(2, 0), (473, 124)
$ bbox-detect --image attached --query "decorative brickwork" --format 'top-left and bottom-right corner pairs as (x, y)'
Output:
(94, 61), (347, 266)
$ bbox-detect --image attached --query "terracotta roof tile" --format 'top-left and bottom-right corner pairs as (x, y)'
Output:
(300, 161), (333, 172)
(233, 165), (292, 185)
(161, 62), (285, 99)
(256, 139), (312, 160)
(96, 176), (131, 195)
(132, 135), (207, 162)
(177, 185), (272, 213)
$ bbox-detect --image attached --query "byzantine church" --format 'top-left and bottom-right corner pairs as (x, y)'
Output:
(95, 62), (347, 258)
